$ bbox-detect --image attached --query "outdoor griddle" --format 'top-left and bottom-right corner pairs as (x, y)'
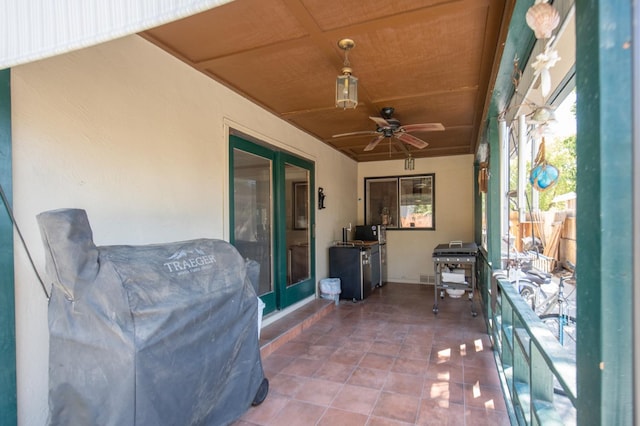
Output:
(432, 241), (478, 316)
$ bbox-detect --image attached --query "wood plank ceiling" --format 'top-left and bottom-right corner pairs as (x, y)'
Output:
(142, 0), (514, 162)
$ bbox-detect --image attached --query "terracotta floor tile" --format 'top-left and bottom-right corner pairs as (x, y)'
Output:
(317, 407), (369, 426)
(293, 377), (343, 406)
(464, 406), (512, 425)
(347, 366), (389, 389)
(238, 393), (289, 425)
(359, 353), (395, 371)
(463, 365), (502, 387)
(462, 348), (497, 369)
(300, 344), (338, 361)
(429, 342), (464, 365)
(340, 338), (373, 352)
(280, 357), (324, 377)
(422, 379), (465, 405)
(314, 334), (351, 347)
(383, 372), (425, 397)
(463, 382), (508, 412)
(398, 342), (432, 361)
(267, 373), (307, 398)
(403, 333), (434, 347)
(329, 347), (366, 366)
(372, 391), (420, 424)
(330, 383), (380, 415)
(313, 360), (356, 383)
(424, 362), (465, 384)
(369, 340), (402, 357)
(416, 399), (466, 425)
(261, 354), (295, 377)
(390, 357), (429, 377)
(367, 415), (414, 425)
(266, 400), (326, 426)
(291, 330), (324, 344)
(273, 341), (309, 357)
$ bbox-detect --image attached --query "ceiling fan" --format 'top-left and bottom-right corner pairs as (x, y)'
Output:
(332, 107), (444, 152)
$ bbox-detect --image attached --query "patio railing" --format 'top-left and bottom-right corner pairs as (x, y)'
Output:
(478, 252), (577, 425)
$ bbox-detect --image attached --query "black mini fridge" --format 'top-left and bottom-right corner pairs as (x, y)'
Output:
(329, 246), (372, 301)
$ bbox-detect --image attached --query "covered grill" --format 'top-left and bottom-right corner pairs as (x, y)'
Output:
(37, 208), (267, 425)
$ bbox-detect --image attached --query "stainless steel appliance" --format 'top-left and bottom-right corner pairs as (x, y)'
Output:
(432, 241), (478, 316)
(355, 225), (386, 286)
(329, 245), (372, 301)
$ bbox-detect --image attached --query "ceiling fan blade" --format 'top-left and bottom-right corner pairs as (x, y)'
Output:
(396, 132), (429, 149)
(364, 135), (385, 151)
(369, 116), (390, 127)
(400, 123), (445, 132)
(332, 130), (378, 138)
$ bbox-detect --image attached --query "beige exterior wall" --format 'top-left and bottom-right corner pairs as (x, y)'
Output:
(11, 34), (357, 425)
(357, 155), (475, 283)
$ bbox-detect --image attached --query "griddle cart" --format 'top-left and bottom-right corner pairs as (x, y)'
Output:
(432, 241), (478, 316)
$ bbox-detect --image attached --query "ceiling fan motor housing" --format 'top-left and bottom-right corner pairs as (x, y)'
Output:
(380, 107), (395, 119)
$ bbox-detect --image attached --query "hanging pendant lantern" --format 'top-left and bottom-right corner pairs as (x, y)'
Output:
(526, 0), (560, 39)
(336, 39), (358, 109)
(404, 155), (415, 170)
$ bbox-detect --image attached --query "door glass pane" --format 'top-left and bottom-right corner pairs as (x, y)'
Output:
(232, 149), (273, 297)
(285, 163), (309, 286)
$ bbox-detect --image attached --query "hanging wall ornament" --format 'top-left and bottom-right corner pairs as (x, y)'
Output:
(526, 0), (560, 39)
(531, 44), (561, 97)
(529, 137), (559, 191)
(478, 164), (489, 194)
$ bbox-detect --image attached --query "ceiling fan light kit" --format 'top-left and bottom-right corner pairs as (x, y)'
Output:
(336, 38), (358, 109)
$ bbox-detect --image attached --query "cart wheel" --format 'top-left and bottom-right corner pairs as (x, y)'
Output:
(471, 311), (478, 317)
(252, 378), (269, 406)
(432, 305), (439, 314)
(440, 291), (444, 299)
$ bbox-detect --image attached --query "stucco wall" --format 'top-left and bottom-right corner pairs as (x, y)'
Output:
(11, 34), (357, 425)
(357, 155), (475, 283)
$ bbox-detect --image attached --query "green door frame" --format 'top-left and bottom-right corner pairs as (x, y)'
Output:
(275, 152), (316, 309)
(229, 135), (316, 313)
(0, 68), (17, 424)
(229, 136), (277, 311)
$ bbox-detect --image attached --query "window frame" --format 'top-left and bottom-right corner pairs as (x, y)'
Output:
(364, 173), (436, 230)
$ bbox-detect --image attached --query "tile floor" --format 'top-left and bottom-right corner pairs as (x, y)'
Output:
(236, 283), (511, 426)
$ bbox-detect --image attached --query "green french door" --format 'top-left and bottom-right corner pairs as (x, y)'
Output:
(229, 135), (315, 314)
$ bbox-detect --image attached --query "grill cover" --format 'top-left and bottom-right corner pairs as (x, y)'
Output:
(37, 208), (265, 426)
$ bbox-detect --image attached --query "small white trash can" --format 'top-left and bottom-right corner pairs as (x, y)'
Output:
(319, 278), (341, 305)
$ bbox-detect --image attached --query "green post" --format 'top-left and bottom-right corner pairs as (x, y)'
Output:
(0, 68), (17, 425)
(487, 115), (502, 268)
(576, 1), (633, 423)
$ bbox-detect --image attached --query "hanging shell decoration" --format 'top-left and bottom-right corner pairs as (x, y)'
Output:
(529, 137), (559, 192)
(526, 0), (560, 40)
(531, 45), (561, 97)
